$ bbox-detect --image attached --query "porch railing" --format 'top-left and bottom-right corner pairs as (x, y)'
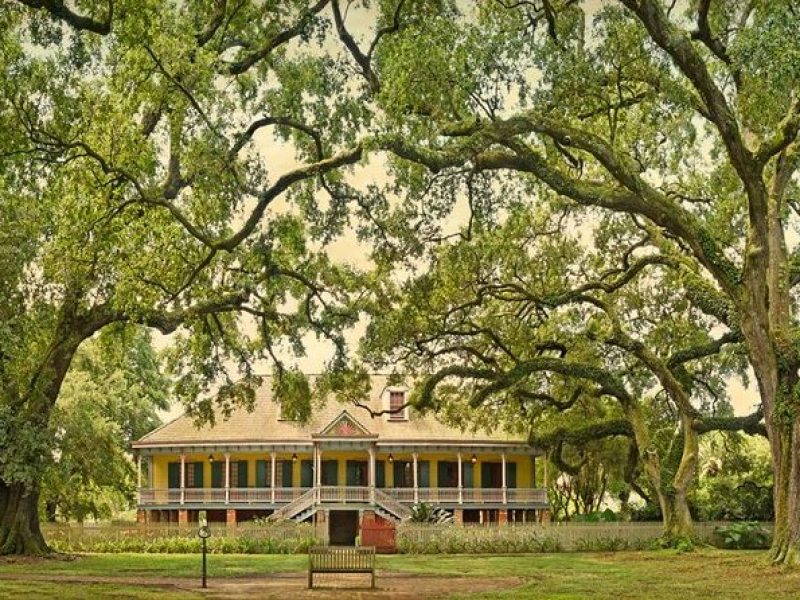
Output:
(138, 486), (548, 507)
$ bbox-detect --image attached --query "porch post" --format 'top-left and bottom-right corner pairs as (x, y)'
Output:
(412, 452), (419, 504)
(315, 443), (322, 504)
(137, 454), (142, 489)
(179, 454), (186, 505)
(457, 452), (463, 504)
(532, 455), (536, 487)
(270, 451), (276, 504)
(544, 450), (549, 488)
(368, 444), (376, 504)
(224, 453), (231, 504)
(501, 452), (507, 504)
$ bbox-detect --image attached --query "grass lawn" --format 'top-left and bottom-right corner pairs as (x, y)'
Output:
(1, 550), (799, 599)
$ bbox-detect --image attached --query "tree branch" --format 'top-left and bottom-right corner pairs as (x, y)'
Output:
(17, 0), (113, 35)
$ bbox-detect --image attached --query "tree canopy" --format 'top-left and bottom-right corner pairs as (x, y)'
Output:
(0, 0), (368, 555)
(2, 0), (800, 564)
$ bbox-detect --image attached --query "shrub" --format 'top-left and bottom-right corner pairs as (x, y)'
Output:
(573, 509), (619, 523)
(45, 523), (320, 554)
(409, 503), (454, 524)
(713, 521), (771, 549)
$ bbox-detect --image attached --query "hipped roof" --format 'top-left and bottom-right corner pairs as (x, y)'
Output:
(133, 375), (528, 449)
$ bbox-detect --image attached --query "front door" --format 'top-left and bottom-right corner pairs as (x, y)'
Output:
(329, 510), (359, 545)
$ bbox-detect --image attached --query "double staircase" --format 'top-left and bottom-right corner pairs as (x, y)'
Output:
(267, 486), (412, 523)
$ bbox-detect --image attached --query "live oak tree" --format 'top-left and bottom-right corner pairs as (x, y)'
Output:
(330, 0), (800, 562)
(0, 1), (368, 555)
(41, 327), (168, 523)
(358, 205), (760, 539)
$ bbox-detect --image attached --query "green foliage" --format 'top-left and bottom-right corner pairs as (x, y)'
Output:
(712, 522), (771, 550)
(692, 434), (773, 522)
(46, 525), (319, 554)
(572, 509), (619, 523)
(397, 525), (563, 554)
(40, 327), (169, 522)
(409, 502), (454, 524)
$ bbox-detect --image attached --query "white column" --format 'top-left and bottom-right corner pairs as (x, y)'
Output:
(501, 452), (507, 504)
(224, 453), (231, 504)
(315, 444), (322, 503)
(457, 452), (463, 504)
(270, 451), (276, 504)
(532, 455), (537, 488)
(137, 455), (142, 489)
(179, 454), (186, 505)
(412, 453), (419, 504)
(368, 445), (376, 504)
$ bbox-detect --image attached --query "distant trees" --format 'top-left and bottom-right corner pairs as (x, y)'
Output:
(41, 328), (168, 523)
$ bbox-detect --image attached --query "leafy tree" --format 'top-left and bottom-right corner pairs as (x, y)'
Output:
(329, 0), (800, 562)
(693, 433), (773, 522)
(357, 204), (761, 540)
(548, 437), (630, 521)
(41, 327), (168, 523)
(0, 1), (366, 555)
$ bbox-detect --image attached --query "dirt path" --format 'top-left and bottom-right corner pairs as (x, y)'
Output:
(0, 571), (525, 599)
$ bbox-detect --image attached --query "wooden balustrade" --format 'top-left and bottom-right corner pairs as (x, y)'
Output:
(138, 486), (548, 506)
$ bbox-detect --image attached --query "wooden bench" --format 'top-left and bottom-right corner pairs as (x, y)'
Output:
(308, 545), (376, 589)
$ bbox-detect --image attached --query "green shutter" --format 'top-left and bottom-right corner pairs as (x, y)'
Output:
(168, 463), (180, 488)
(237, 461), (248, 487)
(481, 463), (492, 488)
(301, 460), (313, 488)
(322, 460), (338, 485)
(211, 462), (224, 488)
(437, 462), (450, 487)
(281, 461), (293, 487)
(346, 461), (358, 486)
(462, 462), (474, 488)
(418, 461), (430, 487)
(393, 461), (406, 487)
(193, 462), (204, 488)
(505, 462), (517, 488)
(375, 461), (385, 488)
(256, 460), (268, 487)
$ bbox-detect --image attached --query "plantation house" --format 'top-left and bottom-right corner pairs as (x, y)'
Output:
(132, 376), (549, 544)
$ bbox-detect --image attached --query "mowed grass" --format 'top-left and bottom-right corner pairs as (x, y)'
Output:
(1, 550), (800, 599)
(0, 552), (304, 578)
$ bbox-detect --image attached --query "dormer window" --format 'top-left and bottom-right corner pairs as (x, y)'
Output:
(388, 390), (408, 421)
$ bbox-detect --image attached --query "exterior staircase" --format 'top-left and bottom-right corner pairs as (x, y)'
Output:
(374, 488), (412, 521)
(267, 487), (413, 523)
(267, 488), (316, 522)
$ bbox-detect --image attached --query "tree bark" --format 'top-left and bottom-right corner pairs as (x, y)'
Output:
(0, 480), (49, 555)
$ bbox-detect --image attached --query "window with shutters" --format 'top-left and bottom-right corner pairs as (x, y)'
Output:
(184, 462), (203, 488)
(388, 390), (408, 421)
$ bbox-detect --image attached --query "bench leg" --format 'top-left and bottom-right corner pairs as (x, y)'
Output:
(308, 570), (313, 589)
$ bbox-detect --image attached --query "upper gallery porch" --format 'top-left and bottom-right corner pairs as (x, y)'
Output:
(135, 440), (549, 513)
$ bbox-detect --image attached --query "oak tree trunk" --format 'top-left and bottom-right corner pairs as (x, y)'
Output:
(0, 479), (49, 555)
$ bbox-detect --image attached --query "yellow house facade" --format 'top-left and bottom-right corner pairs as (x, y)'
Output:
(132, 376), (549, 543)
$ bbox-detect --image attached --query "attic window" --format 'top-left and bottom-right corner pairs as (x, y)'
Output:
(388, 390), (408, 421)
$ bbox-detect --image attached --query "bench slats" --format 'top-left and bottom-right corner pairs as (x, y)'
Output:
(308, 546), (376, 589)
